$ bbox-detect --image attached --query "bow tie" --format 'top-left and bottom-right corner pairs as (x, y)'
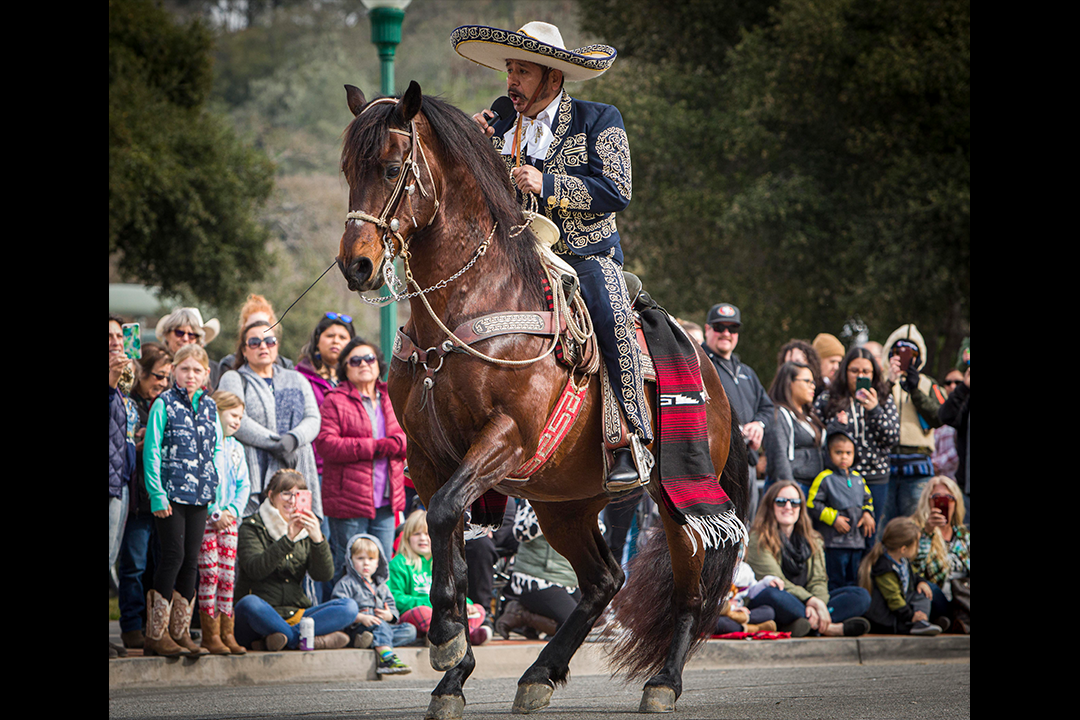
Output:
(502, 116), (553, 162)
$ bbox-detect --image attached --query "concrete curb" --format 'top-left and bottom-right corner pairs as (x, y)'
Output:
(109, 635), (969, 690)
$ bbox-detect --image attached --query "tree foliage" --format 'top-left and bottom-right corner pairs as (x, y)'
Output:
(579, 0), (969, 378)
(110, 0), (275, 311)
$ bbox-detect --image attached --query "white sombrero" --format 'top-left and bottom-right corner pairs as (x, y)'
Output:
(451, 21), (617, 82)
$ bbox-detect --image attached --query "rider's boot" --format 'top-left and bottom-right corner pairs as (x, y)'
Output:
(604, 447), (641, 494)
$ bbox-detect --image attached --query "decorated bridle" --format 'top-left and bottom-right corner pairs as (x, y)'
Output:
(345, 97), (454, 304)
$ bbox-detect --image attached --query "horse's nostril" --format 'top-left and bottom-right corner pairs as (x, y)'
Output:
(346, 256), (374, 289)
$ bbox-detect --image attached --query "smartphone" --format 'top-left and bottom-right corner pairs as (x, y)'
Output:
(293, 489), (312, 515)
(122, 323), (141, 359)
(855, 377), (871, 392)
(894, 345), (916, 373)
(931, 495), (951, 517)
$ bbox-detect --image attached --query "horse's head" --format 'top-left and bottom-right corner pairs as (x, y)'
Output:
(337, 80), (441, 292)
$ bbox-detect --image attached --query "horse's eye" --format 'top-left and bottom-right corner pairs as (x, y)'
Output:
(386, 165), (402, 181)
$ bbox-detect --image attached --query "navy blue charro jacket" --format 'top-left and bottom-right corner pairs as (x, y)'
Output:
(491, 89), (632, 258)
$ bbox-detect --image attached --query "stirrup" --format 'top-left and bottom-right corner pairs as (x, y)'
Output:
(603, 436), (654, 495)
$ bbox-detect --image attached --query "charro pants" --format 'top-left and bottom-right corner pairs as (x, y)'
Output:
(558, 249), (652, 444)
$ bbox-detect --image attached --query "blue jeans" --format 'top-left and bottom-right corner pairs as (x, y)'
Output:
(327, 507), (397, 586)
(233, 595), (359, 650)
(866, 481), (888, 528)
(353, 619), (417, 649)
(929, 581), (949, 620)
(747, 585), (870, 630)
(117, 513), (160, 633)
(109, 486), (129, 572)
(825, 547), (865, 592)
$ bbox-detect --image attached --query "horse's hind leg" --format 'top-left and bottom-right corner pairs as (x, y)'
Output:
(639, 505), (737, 713)
(512, 500), (624, 713)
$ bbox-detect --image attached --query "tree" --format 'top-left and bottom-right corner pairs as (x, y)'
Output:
(577, 0), (969, 377)
(110, 0), (276, 310)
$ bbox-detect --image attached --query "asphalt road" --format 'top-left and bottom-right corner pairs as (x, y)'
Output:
(109, 661), (969, 719)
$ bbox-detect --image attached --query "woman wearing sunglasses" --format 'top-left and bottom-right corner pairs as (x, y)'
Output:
(295, 313), (356, 473)
(744, 481), (871, 637)
(217, 320), (324, 522)
(315, 337), (407, 585)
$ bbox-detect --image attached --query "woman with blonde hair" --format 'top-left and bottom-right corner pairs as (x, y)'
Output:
(744, 481), (870, 637)
(910, 475), (969, 632)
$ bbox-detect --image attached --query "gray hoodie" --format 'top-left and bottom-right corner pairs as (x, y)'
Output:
(330, 532), (399, 621)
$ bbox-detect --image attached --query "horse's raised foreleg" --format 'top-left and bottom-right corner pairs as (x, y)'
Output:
(511, 499), (624, 714)
(422, 416), (528, 718)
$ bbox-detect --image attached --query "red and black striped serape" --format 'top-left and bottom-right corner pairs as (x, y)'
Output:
(639, 306), (736, 532)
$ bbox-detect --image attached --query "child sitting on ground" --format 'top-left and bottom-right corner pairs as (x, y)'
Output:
(714, 560), (779, 635)
(332, 533), (414, 674)
(806, 423), (876, 591)
(858, 517), (943, 636)
(389, 509), (491, 645)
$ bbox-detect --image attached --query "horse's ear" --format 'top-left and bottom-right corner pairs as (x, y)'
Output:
(345, 84), (367, 117)
(399, 81), (423, 124)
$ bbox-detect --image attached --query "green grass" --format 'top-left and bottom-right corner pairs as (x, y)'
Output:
(110, 596), (121, 621)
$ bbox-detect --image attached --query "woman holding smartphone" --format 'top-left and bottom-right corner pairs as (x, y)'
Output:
(232, 469), (358, 651)
(909, 476), (969, 633)
(813, 347), (899, 530)
(315, 338), (407, 585)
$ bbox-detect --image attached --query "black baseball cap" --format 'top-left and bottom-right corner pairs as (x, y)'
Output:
(706, 303), (742, 329)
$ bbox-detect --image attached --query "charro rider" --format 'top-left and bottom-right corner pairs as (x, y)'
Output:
(452, 20), (649, 492)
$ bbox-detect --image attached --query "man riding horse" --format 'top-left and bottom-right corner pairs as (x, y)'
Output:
(453, 21), (650, 492)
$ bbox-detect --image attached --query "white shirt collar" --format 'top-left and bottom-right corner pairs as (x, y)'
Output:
(501, 91), (563, 162)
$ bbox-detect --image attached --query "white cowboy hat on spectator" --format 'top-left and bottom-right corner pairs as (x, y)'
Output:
(451, 21), (617, 82)
(155, 307), (220, 345)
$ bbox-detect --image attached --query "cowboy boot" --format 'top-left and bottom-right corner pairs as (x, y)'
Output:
(120, 629), (144, 649)
(170, 591), (209, 656)
(314, 631), (350, 649)
(198, 611), (231, 655)
(494, 599), (528, 640)
(219, 613), (247, 655)
(743, 620), (777, 634)
(605, 447), (641, 493)
(518, 606), (559, 639)
(143, 590), (189, 657)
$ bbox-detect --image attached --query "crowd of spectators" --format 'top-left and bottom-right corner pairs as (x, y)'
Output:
(110, 296), (969, 662)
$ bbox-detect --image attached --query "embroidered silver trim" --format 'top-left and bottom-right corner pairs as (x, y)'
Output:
(472, 313), (546, 336)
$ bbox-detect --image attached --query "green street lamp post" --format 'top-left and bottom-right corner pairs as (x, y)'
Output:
(360, 0), (411, 370)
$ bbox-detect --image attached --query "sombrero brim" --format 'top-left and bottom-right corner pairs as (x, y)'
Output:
(451, 25), (616, 83)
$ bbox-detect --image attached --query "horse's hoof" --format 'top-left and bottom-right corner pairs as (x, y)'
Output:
(425, 694), (465, 720)
(512, 682), (554, 714)
(429, 629), (467, 671)
(639, 686), (677, 713)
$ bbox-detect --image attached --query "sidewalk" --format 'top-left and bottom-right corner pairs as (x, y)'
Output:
(108, 621), (969, 690)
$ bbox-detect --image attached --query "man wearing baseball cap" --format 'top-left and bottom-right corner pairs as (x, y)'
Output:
(701, 303), (774, 519)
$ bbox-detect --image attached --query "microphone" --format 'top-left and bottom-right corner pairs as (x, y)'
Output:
(486, 96), (515, 128)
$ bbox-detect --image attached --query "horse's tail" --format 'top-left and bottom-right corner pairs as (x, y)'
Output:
(605, 410), (748, 681)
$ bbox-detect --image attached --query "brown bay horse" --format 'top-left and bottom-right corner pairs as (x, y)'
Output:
(336, 81), (748, 718)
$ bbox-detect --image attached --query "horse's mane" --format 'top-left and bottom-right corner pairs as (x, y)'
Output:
(341, 92), (545, 307)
